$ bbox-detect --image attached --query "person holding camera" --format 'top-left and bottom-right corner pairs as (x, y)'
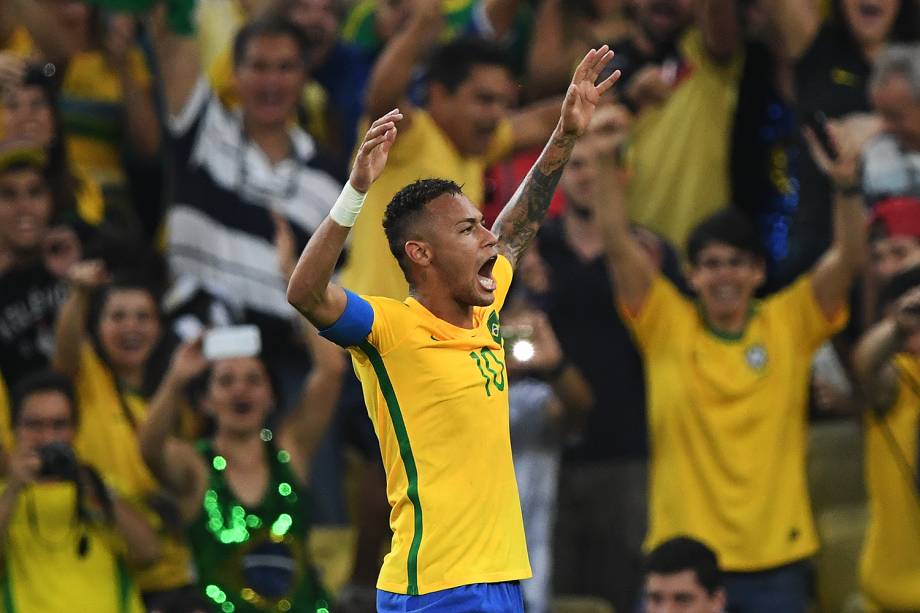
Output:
(852, 266), (920, 611)
(0, 370), (159, 612)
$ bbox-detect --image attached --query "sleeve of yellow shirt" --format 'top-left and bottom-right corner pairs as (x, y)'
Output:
(766, 274), (849, 353)
(620, 274), (694, 353)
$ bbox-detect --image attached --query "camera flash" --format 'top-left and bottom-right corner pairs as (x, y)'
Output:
(512, 340), (535, 362)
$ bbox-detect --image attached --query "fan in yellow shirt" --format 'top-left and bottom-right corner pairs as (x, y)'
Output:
(853, 267), (920, 611)
(0, 371), (159, 613)
(51, 268), (198, 599)
(287, 50), (619, 608)
(342, 24), (576, 300)
(593, 105), (864, 611)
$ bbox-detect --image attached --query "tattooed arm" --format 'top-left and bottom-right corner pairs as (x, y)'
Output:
(493, 46), (621, 267)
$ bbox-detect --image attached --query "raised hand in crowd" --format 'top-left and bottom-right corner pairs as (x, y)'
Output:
(0, 51), (24, 92)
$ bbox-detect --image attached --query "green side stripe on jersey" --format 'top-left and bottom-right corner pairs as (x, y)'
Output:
(359, 340), (423, 595)
(117, 558), (132, 613)
(3, 573), (15, 613)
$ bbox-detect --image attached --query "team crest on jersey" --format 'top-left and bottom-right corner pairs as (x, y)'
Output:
(745, 344), (768, 371)
(488, 311), (502, 345)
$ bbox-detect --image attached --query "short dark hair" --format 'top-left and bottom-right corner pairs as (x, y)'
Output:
(686, 208), (766, 265)
(382, 178), (463, 279)
(11, 370), (77, 426)
(427, 37), (511, 93)
(232, 15), (313, 70)
(645, 536), (723, 595)
(880, 265), (920, 311)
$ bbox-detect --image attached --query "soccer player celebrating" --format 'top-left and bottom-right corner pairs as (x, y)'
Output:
(287, 47), (619, 613)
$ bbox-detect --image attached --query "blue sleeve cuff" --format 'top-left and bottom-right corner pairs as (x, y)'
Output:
(319, 289), (374, 347)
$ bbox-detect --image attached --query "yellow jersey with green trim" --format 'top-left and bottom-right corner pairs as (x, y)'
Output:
(0, 480), (144, 613)
(623, 274), (847, 571)
(860, 354), (920, 610)
(346, 255), (531, 594)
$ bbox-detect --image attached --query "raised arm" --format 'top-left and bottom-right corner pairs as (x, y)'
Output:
(105, 15), (160, 158)
(147, 4), (201, 118)
(805, 123), (868, 321)
(272, 214), (347, 474)
(5, 0), (80, 63)
(853, 287), (920, 413)
(278, 326), (347, 480)
(479, 0), (524, 40)
(138, 340), (209, 522)
(761, 0), (821, 60)
(363, 0), (441, 122)
(108, 492), (161, 566)
(590, 105), (657, 315)
(700, 0), (741, 63)
(287, 110), (402, 328)
(493, 46), (620, 268)
(51, 260), (108, 379)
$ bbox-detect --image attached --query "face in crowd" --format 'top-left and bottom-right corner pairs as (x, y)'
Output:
(644, 568), (726, 613)
(234, 33), (307, 130)
(871, 71), (920, 151)
(286, 0), (339, 65)
(840, 0), (901, 49)
(688, 243), (765, 325)
(96, 287), (161, 378)
(635, 0), (695, 46)
(0, 165), (53, 257)
(559, 139), (601, 216)
(203, 357), (276, 437)
(1, 82), (55, 149)
(15, 389), (76, 452)
(429, 64), (515, 156)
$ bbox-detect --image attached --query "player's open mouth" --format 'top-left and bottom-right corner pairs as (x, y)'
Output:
(478, 255), (498, 291)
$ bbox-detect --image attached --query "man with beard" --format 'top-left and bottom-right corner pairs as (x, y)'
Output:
(608, 0), (742, 251)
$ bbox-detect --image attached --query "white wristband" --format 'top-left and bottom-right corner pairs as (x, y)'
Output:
(329, 182), (367, 228)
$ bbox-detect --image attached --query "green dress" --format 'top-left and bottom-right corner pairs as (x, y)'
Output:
(188, 437), (330, 613)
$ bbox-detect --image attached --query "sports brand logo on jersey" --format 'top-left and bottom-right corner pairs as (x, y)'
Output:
(488, 311), (502, 345)
(745, 344), (768, 371)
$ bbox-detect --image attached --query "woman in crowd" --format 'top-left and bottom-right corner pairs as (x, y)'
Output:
(5, 1), (160, 231)
(138, 320), (345, 613)
(51, 260), (201, 609)
(1, 62), (104, 226)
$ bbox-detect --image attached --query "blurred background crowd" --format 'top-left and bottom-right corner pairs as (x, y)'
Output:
(0, 0), (919, 611)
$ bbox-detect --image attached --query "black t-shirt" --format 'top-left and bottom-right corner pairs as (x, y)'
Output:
(537, 218), (687, 463)
(0, 262), (68, 387)
(730, 40), (801, 292)
(784, 25), (873, 283)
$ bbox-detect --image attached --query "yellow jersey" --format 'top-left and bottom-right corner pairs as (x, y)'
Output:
(333, 255), (530, 594)
(860, 354), (920, 610)
(0, 374), (10, 453)
(59, 50), (151, 191)
(624, 29), (742, 250)
(74, 344), (194, 592)
(624, 274), (846, 571)
(0, 480), (144, 613)
(340, 110), (514, 300)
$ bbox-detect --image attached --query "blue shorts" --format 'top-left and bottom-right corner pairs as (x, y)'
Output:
(377, 582), (525, 613)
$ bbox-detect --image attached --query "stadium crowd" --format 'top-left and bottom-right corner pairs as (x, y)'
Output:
(0, 0), (919, 611)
